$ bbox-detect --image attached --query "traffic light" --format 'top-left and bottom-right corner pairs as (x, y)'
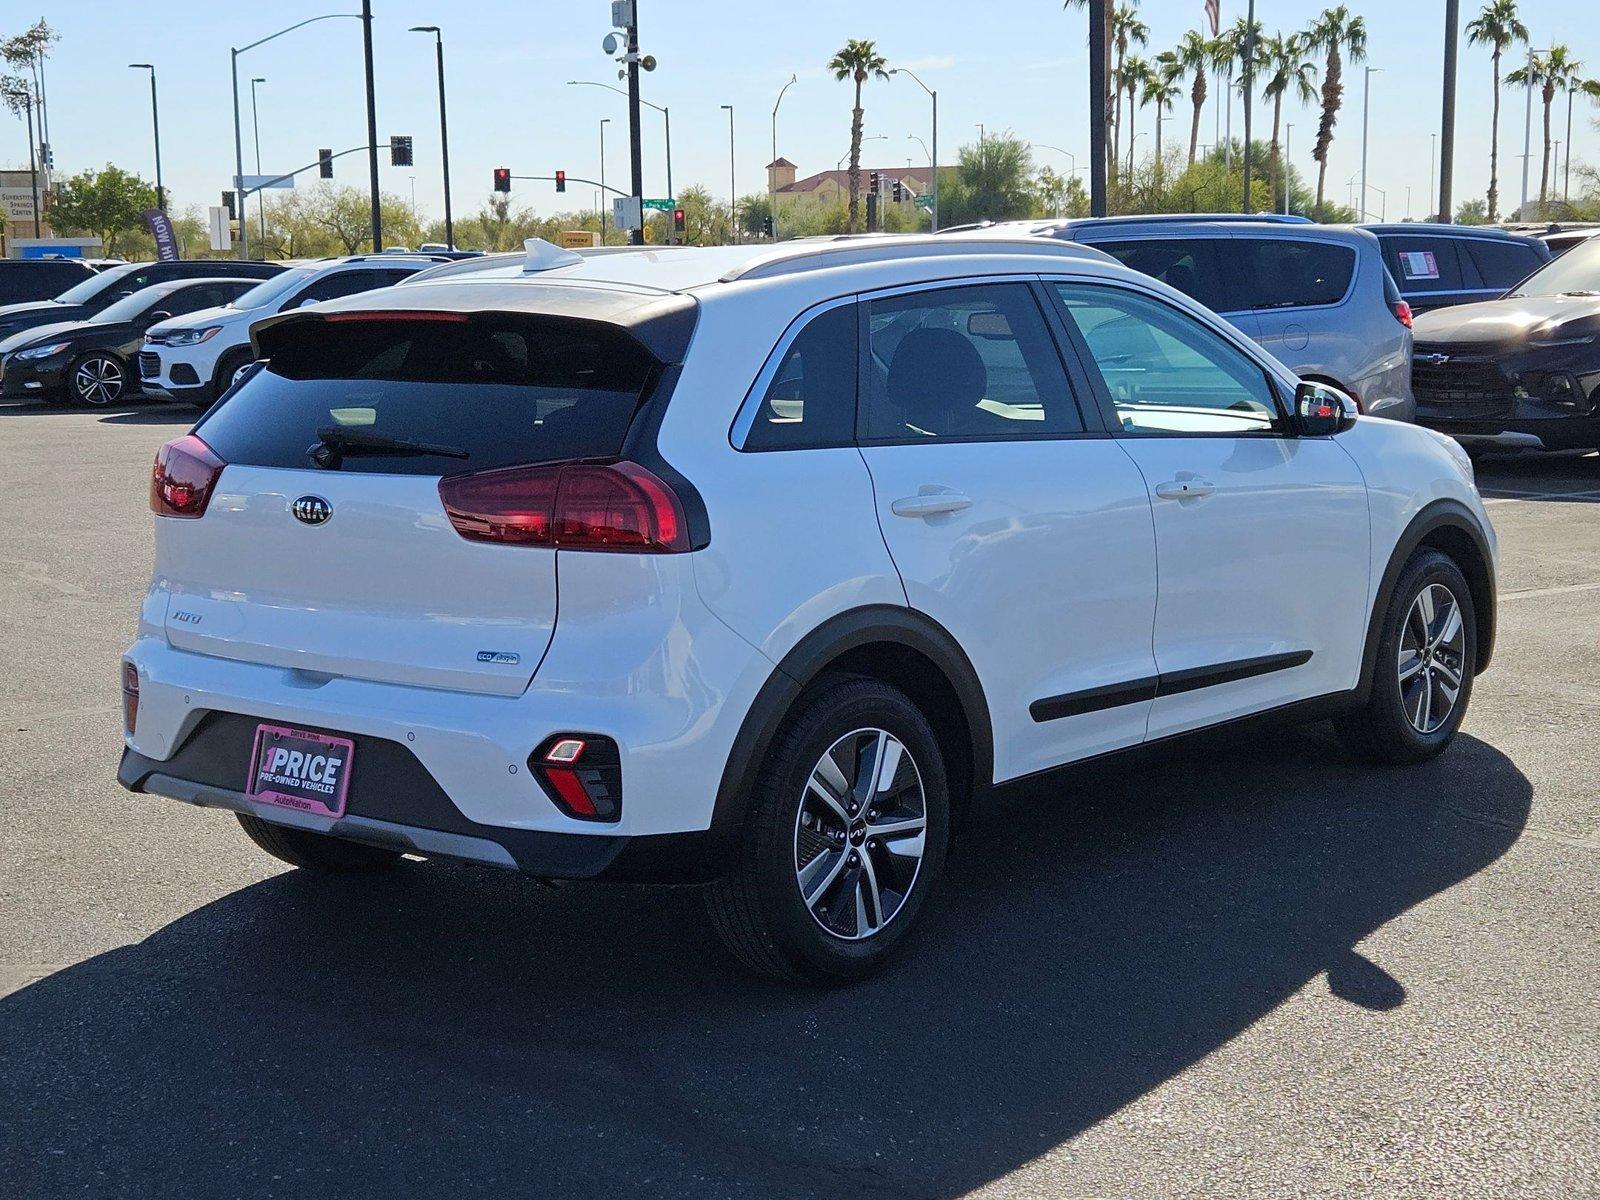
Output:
(673, 207), (685, 233)
(554, 170), (566, 193)
(221, 190), (236, 219)
(762, 214), (774, 238)
(493, 167), (511, 193)
(868, 171), (881, 195)
(389, 135), (413, 167)
(892, 179), (904, 202)
(318, 148), (334, 180)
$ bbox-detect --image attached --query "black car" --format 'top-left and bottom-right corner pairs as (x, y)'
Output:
(0, 258), (98, 306)
(1366, 223), (1551, 315)
(1411, 237), (1600, 454)
(0, 278), (258, 406)
(0, 258), (282, 343)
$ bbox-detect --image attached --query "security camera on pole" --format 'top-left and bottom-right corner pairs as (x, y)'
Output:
(600, 2), (656, 246)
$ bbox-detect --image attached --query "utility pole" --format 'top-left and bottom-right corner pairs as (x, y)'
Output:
(1430, 133), (1437, 219)
(1439, 0), (1459, 223)
(1519, 45), (1536, 218)
(250, 77), (266, 241)
(772, 73), (797, 241)
(600, 118), (611, 242)
(1088, 0), (1108, 216)
(411, 27), (455, 249)
(1359, 67), (1380, 221)
(722, 104), (737, 244)
(22, 94), (39, 235)
(625, 1), (644, 245)
(1284, 123), (1293, 214)
(1241, 0), (1257, 211)
(361, 0), (382, 251)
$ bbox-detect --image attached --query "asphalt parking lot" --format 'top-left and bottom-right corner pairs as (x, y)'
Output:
(0, 397), (1596, 1200)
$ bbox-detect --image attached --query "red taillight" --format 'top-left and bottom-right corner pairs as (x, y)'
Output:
(322, 310), (469, 324)
(439, 462), (690, 553)
(1392, 300), (1413, 329)
(530, 734), (621, 822)
(150, 434), (225, 518)
(121, 662), (139, 735)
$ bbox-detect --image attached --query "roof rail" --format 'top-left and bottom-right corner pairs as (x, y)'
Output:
(719, 235), (1111, 283)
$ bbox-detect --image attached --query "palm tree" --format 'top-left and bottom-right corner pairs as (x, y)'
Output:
(1110, 3), (1150, 179)
(1121, 54), (1153, 174)
(1260, 33), (1318, 212)
(1466, 0), (1529, 221)
(1174, 29), (1215, 167)
(1508, 45), (1578, 213)
(1146, 52), (1184, 173)
(1304, 7), (1368, 212)
(828, 39), (890, 233)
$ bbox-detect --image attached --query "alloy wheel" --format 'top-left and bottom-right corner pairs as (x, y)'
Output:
(73, 356), (124, 406)
(1398, 583), (1466, 735)
(793, 727), (927, 941)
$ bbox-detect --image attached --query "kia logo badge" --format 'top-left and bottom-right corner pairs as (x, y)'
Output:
(292, 495), (332, 526)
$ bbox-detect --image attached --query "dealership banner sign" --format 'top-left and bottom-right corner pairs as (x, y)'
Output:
(143, 208), (180, 261)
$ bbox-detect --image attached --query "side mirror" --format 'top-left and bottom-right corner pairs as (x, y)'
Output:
(145, 311), (173, 325)
(1294, 381), (1359, 436)
(297, 297), (320, 309)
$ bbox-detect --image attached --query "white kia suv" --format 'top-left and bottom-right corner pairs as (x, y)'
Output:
(120, 236), (1497, 985)
(139, 254), (456, 409)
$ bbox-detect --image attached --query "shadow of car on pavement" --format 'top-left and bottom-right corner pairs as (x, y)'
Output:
(0, 725), (1528, 1199)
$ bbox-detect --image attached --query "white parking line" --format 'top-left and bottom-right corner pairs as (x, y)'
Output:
(1501, 581), (1600, 601)
(1481, 488), (1600, 505)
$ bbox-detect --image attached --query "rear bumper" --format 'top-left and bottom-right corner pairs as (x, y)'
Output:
(119, 742), (717, 881)
(1417, 411), (1600, 452)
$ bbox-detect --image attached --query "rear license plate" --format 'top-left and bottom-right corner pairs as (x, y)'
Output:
(246, 723), (354, 819)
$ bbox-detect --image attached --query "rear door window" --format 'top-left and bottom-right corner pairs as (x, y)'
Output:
(1089, 238), (1233, 312)
(1232, 238), (1357, 308)
(1462, 239), (1544, 290)
(1379, 237), (1470, 294)
(197, 313), (662, 475)
(742, 303), (858, 450)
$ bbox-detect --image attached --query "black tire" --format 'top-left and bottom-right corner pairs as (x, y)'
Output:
(1335, 548), (1477, 765)
(236, 812), (402, 873)
(705, 675), (950, 986)
(211, 349), (254, 402)
(65, 351), (128, 407)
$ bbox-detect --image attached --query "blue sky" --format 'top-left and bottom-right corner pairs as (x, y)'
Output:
(9, 1), (1597, 225)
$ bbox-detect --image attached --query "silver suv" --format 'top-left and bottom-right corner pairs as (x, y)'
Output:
(977, 218), (1416, 422)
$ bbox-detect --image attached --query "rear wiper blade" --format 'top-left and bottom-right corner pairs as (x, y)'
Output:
(310, 425), (468, 468)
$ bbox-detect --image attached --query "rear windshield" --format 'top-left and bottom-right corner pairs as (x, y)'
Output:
(196, 314), (660, 475)
(1511, 238), (1600, 298)
(1379, 237), (1468, 293)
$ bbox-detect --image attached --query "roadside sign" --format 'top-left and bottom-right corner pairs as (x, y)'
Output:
(612, 195), (643, 231)
(914, 194), (934, 210)
(559, 229), (600, 248)
(208, 206), (230, 251)
(641, 197), (676, 211)
(235, 174), (295, 191)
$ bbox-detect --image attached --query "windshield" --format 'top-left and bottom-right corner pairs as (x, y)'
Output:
(91, 287), (169, 324)
(1513, 239), (1600, 298)
(231, 267), (317, 311)
(52, 262), (137, 305)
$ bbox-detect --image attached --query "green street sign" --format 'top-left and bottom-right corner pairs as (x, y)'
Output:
(914, 193), (934, 210)
(641, 198), (676, 211)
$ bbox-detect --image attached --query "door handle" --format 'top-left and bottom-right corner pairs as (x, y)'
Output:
(891, 491), (973, 518)
(1154, 479), (1216, 501)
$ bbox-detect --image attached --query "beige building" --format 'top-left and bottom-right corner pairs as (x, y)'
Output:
(769, 158), (930, 217)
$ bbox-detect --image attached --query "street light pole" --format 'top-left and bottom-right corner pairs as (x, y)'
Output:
(1519, 46), (1538, 217)
(1564, 80), (1576, 203)
(599, 118), (611, 242)
(1430, 133), (1437, 219)
(1284, 123), (1293, 214)
(771, 73), (797, 241)
(567, 81), (672, 209)
(231, 13), (362, 259)
(1439, 0), (1459, 223)
(250, 77), (267, 242)
(890, 67), (939, 231)
(410, 27), (454, 249)
(1241, 0), (1257, 211)
(1088, 0), (1108, 216)
(722, 104), (737, 245)
(624, 1), (644, 245)
(128, 64), (164, 213)
(360, 0), (381, 251)
(1359, 66), (1380, 221)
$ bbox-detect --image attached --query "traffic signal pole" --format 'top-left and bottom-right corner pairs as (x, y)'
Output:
(626, 2), (645, 245)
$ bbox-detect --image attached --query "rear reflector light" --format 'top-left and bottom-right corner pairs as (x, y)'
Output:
(439, 462), (689, 552)
(531, 734), (621, 822)
(121, 662), (139, 735)
(1392, 300), (1413, 329)
(150, 434), (225, 518)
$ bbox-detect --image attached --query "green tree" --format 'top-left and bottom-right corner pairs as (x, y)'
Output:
(1144, 52), (1184, 174)
(939, 134), (1036, 226)
(1455, 198), (1490, 224)
(1304, 7), (1368, 212)
(48, 165), (158, 256)
(1259, 33), (1319, 213)
(828, 39), (890, 233)
(1173, 30), (1218, 167)
(1466, 0), (1529, 220)
(1508, 46), (1580, 213)
(1109, 4), (1150, 178)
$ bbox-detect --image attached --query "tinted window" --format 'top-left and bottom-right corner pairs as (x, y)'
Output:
(1054, 284), (1280, 436)
(863, 283), (1083, 442)
(743, 303), (857, 451)
(198, 314), (658, 476)
(54, 263), (140, 305)
(0, 262), (91, 305)
(1462, 239), (1544, 290)
(1234, 238), (1356, 308)
(1514, 237), (1600, 297)
(1380, 237), (1468, 293)
(1091, 238), (1231, 311)
(294, 270), (387, 305)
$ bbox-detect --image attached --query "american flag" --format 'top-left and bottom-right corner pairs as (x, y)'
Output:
(1204, 0), (1220, 36)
